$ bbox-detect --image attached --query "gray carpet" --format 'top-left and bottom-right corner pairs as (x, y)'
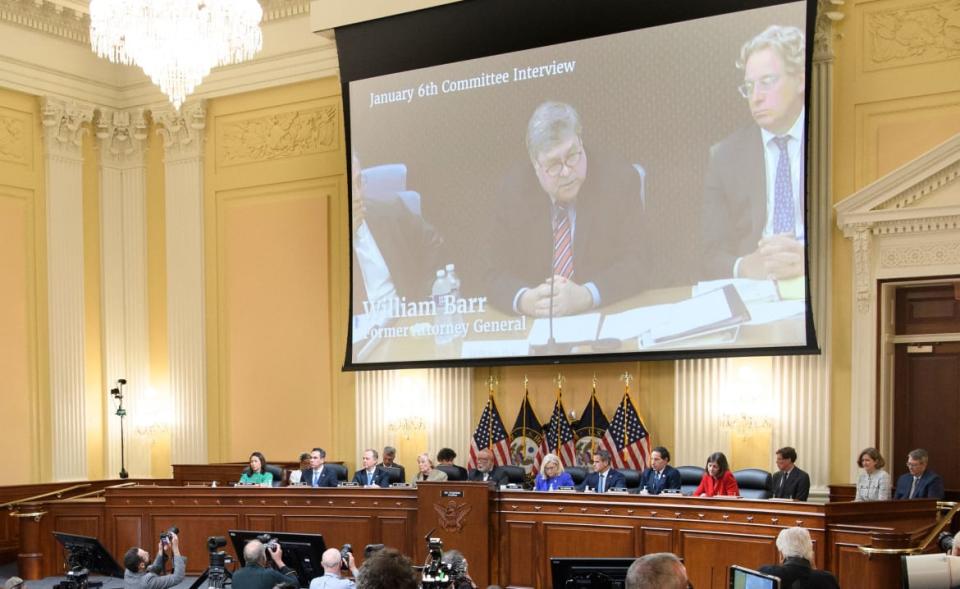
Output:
(0, 561), (199, 589)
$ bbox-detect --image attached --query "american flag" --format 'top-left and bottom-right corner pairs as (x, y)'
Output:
(600, 393), (652, 470)
(546, 398), (577, 467)
(468, 396), (511, 470)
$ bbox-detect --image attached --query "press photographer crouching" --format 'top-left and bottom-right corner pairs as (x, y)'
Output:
(232, 538), (298, 589)
(123, 527), (186, 589)
(308, 547), (359, 589)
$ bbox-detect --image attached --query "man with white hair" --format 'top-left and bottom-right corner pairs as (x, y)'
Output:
(232, 540), (298, 589)
(759, 527), (839, 589)
(625, 552), (687, 589)
(308, 547), (358, 589)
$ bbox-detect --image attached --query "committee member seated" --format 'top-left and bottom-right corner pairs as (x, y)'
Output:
(413, 452), (448, 483)
(351, 152), (442, 317)
(437, 448), (468, 480)
(467, 448), (509, 486)
(772, 446), (810, 501)
(352, 449), (391, 488)
(308, 547), (358, 589)
(577, 450), (626, 492)
(894, 448), (945, 499)
(301, 447), (339, 488)
(694, 451), (739, 497)
(287, 452), (311, 485)
(481, 101), (645, 317)
(534, 453), (575, 491)
(701, 26), (806, 281)
(639, 446), (681, 495)
(379, 446), (406, 482)
(759, 527), (839, 589)
(123, 531), (186, 589)
(355, 548), (419, 589)
(232, 540), (298, 589)
(625, 552), (688, 589)
(238, 452), (273, 486)
(855, 447), (891, 502)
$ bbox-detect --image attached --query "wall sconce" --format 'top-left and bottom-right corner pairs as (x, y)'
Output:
(388, 417), (426, 440)
(135, 387), (171, 436)
(719, 361), (774, 437)
(387, 371), (429, 440)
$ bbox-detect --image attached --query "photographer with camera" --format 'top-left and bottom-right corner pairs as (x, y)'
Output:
(233, 540), (298, 589)
(123, 529), (186, 589)
(308, 547), (359, 589)
(441, 550), (476, 589)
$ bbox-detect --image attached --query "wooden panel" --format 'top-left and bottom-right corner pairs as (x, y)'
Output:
(681, 530), (779, 589)
(112, 515), (143, 560)
(378, 517), (410, 557)
(895, 285), (960, 335)
(283, 514), (374, 550)
(641, 527), (674, 554)
(503, 521), (537, 588)
(244, 514), (278, 531)
(543, 522), (635, 558)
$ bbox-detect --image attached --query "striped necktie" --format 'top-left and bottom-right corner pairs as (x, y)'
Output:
(553, 205), (573, 279)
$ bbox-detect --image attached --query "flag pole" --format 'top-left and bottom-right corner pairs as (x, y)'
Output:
(591, 373), (598, 456)
(487, 374), (497, 451)
(554, 372), (564, 456)
(620, 371), (633, 467)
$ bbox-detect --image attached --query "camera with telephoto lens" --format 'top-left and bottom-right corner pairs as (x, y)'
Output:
(339, 544), (352, 571)
(256, 533), (280, 554)
(937, 531), (955, 553)
(160, 526), (179, 546)
(420, 537), (454, 589)
(53, 566), (89, 589)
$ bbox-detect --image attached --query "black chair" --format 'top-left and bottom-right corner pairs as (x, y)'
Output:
(499, 465), (525, 486)
(326, 463), (348, 483)
(619, 468), (641, 490)
(436, 465), (465, 481)
(734, 468), (773, 499)
(264, 465), (283, 487)
(564, 466), (587, 486)
(383, 466), (403, 485)
(677, 465), (706, 496)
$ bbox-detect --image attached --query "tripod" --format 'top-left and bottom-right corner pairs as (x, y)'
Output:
(189, 551), (232, 589)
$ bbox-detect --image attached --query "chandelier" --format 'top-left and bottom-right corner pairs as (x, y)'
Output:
(89, 0), (264, 110)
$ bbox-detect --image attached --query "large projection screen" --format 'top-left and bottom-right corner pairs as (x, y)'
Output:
(339, 0), (819, 369)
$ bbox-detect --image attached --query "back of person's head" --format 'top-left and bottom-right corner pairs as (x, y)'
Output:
(437, 448), (457, 462)
(626, 553), (687, 589)
(442, 549), (469, 580)
(244, 540), (267, 566)
(123, 547), (143, 573)
(776, 527), (815, 562)
(3, 577), (23, 589)
(355, 548), (418, 589)
(320, 547), (342, 572)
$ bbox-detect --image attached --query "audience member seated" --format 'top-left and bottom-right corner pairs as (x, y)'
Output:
(301, 448), (339, 488)
(308, 547), (358, 589)
(734, 468), (774, 500)
(413, 452), (448, 484)
(625, 552), (688, 589)
(436, 448), (468, 480)
(894, 448), (944, 500)
(694, 452), (739, 497)
(353, 449), (391, 488)
(238, 452), (273, 486)
(123, 531), (186, 589)
(232, 540), (298, 589)
(638, 446), (681, 495)
(534, 453), (574, 491)
(467, 448), (509, 486)
(759, 527), (839, 589)
(677, 465), (705, 496)
(355, 548), (419, 589)
(772, 446), (810, 501)
(287, 452), (311, 485)
(576, 449), (626, 492)
(379, 446), (406, 483)
(855, 447), (891, 502)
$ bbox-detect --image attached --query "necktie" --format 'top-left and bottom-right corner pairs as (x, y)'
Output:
(483, 473), (489, 482)
(312, 471), (319, 487)
(779, 471), (787, 495)
(598, 473), (605, 493)
(772, 136), (794, 235)
(909, 476), (919, 499)
(367, 471), (373, 486)
(553, 205), (573, 279)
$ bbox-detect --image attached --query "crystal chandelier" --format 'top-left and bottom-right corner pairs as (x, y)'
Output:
(89, 0), (264, 110)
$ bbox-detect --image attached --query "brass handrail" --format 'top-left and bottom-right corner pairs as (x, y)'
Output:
(858, 500), (959, 556)
(65, 482), (137, 501)
(0, 484), (91, 510)
(9, 511), (47, 521)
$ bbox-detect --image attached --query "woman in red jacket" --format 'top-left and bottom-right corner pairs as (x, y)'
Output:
(694, 452), (739, 497)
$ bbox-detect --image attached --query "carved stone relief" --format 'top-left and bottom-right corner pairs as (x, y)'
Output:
(216, 105), (338, 167)
(880, 240), (960, 267)
(41, 98), (93, 157)
(0, 111), (28, 165)
(155, 103), (207, 157)
(865, 0), (960, 69)
(853, 224), (873, 312)
(95, 108), (149, 161)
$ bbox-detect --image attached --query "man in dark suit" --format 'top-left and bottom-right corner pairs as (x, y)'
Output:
(300, 447), (338, 488)
(701, 26), (806, 281)
(759, 527), (839, 589)
(352, 448), (391, 488)
(467, 448), (509, 486)
(894, 448), (945, 500)
(481, 101), (647, 317)
(771, 446), (810, 501)
(638, 446), (682, 495)
(437, 448), (468, 480)
(577, 449), (626, 493)
(378, 446), (406, 483)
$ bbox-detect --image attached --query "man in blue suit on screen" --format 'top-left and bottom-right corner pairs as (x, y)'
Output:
(639, 446), (682, 495)
(577, 449), (626, 492)
(894, 448), (944, 500)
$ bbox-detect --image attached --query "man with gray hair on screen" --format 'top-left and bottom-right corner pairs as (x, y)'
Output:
(625, 552), (688, 589)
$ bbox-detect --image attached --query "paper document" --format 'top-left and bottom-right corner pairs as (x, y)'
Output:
(693, 278), (779, 303)
(746, 300), (804, 325)
(640, 284), (749, 347)
(598, 303), (673, 340)
(528, 312), (602, 346)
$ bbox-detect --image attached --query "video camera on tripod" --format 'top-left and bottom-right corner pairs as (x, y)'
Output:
(52, 567), (89, 589)
(419, 537), (454, 589)
(186, 535), (230, 589)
